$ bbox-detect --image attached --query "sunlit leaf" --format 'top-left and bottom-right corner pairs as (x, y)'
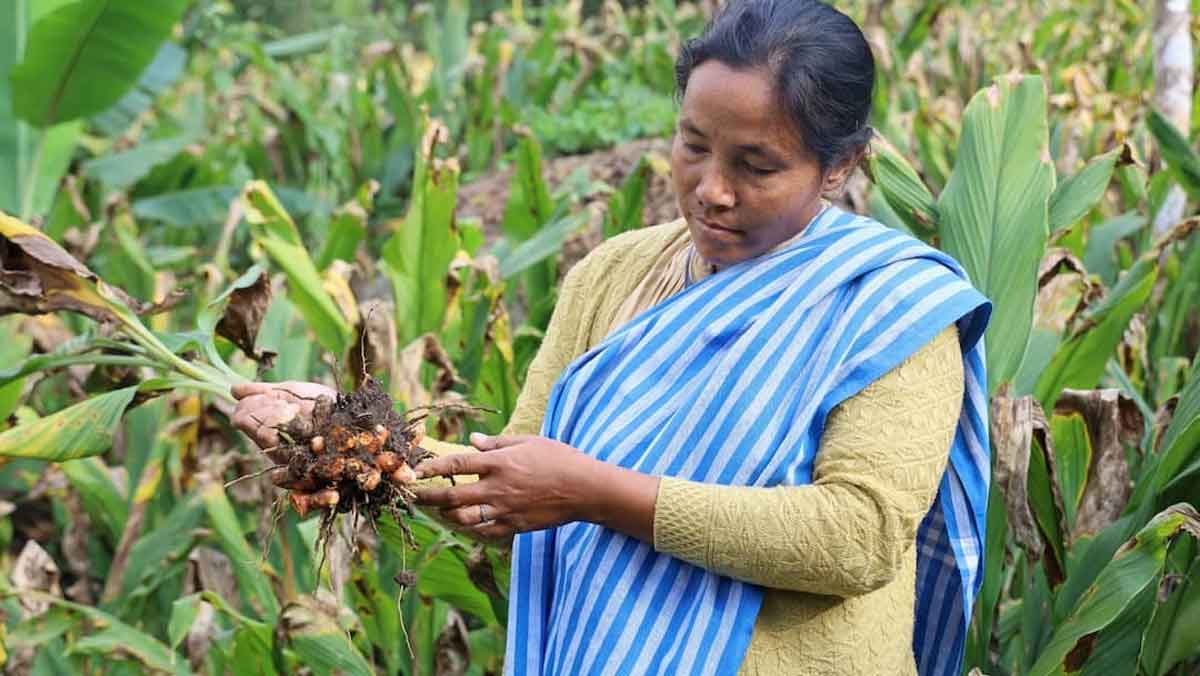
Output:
(866, 132), (939, 237)
(242, 181), (352, 356)
(939, 74), (1055, 392)
(1029, 504), (1200, 675)
(10, 0), (190, 127)
(1048, 144), (1127, 232)
(0, 386), (136, 461)
(381, 119), (460, 346)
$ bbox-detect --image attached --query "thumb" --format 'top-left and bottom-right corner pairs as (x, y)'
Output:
(470, 433), (533, 451)
(231, 382), (271, 400)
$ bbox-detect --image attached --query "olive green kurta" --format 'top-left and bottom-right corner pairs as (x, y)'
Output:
(422, 219), (964, 674)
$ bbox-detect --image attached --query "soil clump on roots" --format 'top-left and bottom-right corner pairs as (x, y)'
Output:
(267, 377), (434, 548)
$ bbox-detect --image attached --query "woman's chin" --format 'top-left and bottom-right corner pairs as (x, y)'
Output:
(688, 223), (745, 267)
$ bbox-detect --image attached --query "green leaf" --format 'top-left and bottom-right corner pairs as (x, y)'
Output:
(1049, 146), (1122, 232)
(0, 386), (136, 460)
(315, 181), (376, 271)
(6, 591), (188, 675)
(1142, 544), (1200, 675)
(60, 455), (127, 543)
(82, 135), (194, 191)
(200, 480), (280, 620)
(1147, 109), (1200, 202)
(0, 320), (32, 420)
(0, 0), (83, 219)
(90, 41), (186, 136)
(377, 515), (497, 624)
(1154, 359), (1200, 494)
(168, 594), (202, 651)
(604, 157), (652, 239)
(380, 122), (460, 345)
(278, 597), (373, 676)
(132, 185), (318, 228)
(1029, 504), (1200, 676)
(1082, 212), (1145, 287)
(118, 495), (204, 600)
(895, 0), (947, 65)
(497, 211), (589, 279)
(1050, 413), (1091, 529)
(939, 75), (1055, 393)
(866, 132), (939, 237)
(499, 135), (559, 329)
(10, 0), (190, 127)
(241, 181), (352, 357)
(1077, 582), (1158, 675)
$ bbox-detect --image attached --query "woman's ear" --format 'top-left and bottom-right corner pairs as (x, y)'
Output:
(821, 146), (867, 195)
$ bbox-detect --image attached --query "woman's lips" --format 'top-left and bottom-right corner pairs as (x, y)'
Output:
(696, 216), (741, 236)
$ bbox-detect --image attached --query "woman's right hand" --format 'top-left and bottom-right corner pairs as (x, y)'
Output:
(230, 381), (338, 450)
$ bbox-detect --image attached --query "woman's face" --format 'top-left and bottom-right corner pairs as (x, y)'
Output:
(671, 61), (836, 267)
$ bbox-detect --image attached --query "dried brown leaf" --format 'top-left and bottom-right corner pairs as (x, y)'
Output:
(216, 268), (274, 368)
(1034, 248), (1097, 335)
(349, 298), (398, 388)
(185, 601), (217, 671)
(11, 541), (61, 617)
(434, 609), (471, 676)
(1152, 396), (1179, 453)
(393, 333), (462, 409)
(0, 214), (142, 323)
(991, 384), (1043, 558)
(185, 546), (238, 608)
(1054, 388), (1144, 539)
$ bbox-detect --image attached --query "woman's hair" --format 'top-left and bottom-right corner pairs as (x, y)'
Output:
(675, 0), (875, 172)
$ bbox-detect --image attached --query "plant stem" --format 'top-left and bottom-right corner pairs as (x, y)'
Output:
(140, 378), (234, 403)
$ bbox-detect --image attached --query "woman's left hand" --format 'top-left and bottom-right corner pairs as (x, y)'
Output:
(412, 433), (599, 541)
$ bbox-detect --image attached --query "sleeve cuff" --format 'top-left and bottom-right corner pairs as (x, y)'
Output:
(652, 476), (715, 568)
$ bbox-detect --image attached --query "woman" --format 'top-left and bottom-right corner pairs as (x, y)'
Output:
(233, 1), (991, 674)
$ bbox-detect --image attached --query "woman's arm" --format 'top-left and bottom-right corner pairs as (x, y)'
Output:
(652, 325), (963, 597)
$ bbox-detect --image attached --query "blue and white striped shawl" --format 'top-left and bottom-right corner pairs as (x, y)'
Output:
(506, 206), (992, 675)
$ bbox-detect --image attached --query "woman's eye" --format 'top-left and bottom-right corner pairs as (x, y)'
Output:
(684, 143), (708, 155)
(744, 163), (775, 176)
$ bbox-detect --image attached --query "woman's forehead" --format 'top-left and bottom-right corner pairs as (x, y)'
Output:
(680, 62), (805, 155)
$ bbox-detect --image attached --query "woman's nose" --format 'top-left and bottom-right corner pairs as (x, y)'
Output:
(696, 165), (735, 209)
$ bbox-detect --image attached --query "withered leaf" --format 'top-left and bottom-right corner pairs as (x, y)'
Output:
(434, 609), (471, 676)
(394, 333), (462, 409)
(349, 298), (397, 388)
(11, 540), (61, 617)
(1055, 388), (1144, 539)
(215, 267), (275, 369)
(1, 212), (143, 324)
(991, 385), (1042, 558)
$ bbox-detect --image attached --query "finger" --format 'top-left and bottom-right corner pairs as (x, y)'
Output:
(469, 433), (535, 451)
(231, 382), (273, 400)
(414, 452), (493, 479)
(441, 502), (506, 528)
(414, 483), (490, 509)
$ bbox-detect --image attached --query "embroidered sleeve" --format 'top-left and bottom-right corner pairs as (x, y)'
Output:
(652, 325), (963, 596)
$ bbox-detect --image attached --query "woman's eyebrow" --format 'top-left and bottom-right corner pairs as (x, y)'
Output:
(679, 119), (707, 137)
(738, 144), (785, 164)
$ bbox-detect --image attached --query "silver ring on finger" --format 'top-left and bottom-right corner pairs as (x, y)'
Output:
(478, 504), (492, 525)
